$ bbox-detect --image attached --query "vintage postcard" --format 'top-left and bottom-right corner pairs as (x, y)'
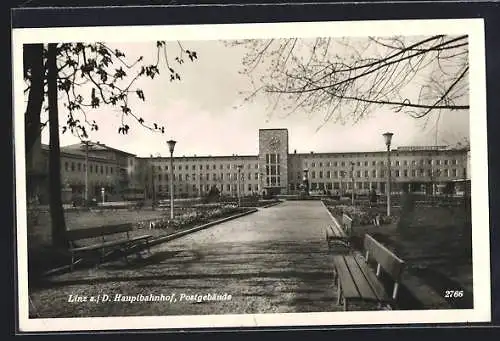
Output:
(13, 18), (490, 332)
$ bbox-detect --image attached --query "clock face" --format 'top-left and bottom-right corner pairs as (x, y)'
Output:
(269, 137), (281, 151)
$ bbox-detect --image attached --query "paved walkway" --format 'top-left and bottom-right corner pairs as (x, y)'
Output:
(30, 201), (345, 318)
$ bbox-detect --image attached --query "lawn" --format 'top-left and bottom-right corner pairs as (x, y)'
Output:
(24, 203), (253, 281)
(324, 198), (473, 309)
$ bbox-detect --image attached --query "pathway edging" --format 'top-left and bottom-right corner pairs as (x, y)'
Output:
(148, 208), (258, 246)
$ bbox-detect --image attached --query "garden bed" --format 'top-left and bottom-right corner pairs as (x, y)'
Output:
(323, 202), (398, 226)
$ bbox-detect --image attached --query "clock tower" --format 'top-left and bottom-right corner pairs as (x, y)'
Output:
(258, 129), (289, 195)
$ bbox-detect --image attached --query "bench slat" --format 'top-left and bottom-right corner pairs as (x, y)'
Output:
(352, 252), (391, 302)
(70, 238), (133, 252)
(66, 224), (133, 241)
(342, 256), (379, 301)
(364, 234), (405, 280)
(331, 223), (346, 237)
(333, 256), (361, 299)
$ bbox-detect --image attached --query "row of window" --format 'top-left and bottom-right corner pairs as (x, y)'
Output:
(152, 163), (259, 172)
(64, 161), (115, 175)
(157, 183), (260, 193)
(154, 172), (262, 182)
(298, 168), (462, 180)
(296, 159), (461, 168)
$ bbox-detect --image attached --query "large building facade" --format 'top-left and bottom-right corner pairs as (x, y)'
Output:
(27, 128), (470, 203)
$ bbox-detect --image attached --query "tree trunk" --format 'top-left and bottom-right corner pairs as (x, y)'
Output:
(24, 44), (45, 156)
(47, 43), (68, 248)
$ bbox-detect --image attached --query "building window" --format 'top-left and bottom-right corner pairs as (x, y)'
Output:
(356, 170), (361, 178)
(403, 170), (408, 177)
(71, 162), (75, 171)
(311, 171), (316, 179)
(364, 170), (368, 178)
(395, 161), (399, 166)
(412, 160), (416, 166)
(452, 160), (458, 165)
(395, 170), (400, 177)
(372, 170), (376, 177)
(444, 160), (449, 165)
(356, 161), (361, 166)
(213, 173), (217, 181)
(334, 162), (338, 167)
(326, 170), (331, 178)
(64, 162), (69, 171)
(255, 173), (259, 180)
(90, 165), (93, 173)
(109, 167), (112, 174)
(334, 171), (338, 178)
(100, 165), (103, 174)
(311, 162), (315, 167)
(411, 170), (416, 177)
(226, 184), (230, 191)
(452, 169), (457, 177)
(341, 162), (345, 167)
(158, 174), (162, 181)
(327, 162), (331, 167)
(364, 161), (368, 166)
(319, 171), (323, 179)
(319, 162), (323, 167)
(248, 184), (252, 191)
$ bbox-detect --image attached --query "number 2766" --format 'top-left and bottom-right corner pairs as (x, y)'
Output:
(444, 290), (464, 298)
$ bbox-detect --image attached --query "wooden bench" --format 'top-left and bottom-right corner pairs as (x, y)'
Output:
(325, 218), (350, 249)
(66, 224), (153, 270)
(332, 234), (405, 311)
(342, 213), (353, 235)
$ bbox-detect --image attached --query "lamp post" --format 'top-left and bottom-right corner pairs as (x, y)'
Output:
(237, 164), (243, 206)
(167, 139), (177, 219)
(339, 170), (345, 197)
(350, 162), (355, 206)
(383, 132), (394, 217)
(303, 168), (309, 195)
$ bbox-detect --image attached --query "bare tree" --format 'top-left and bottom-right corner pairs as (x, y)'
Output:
(229, 35), (468, 128)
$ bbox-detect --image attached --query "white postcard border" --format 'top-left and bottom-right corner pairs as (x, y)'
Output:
(13, 18), (491, 332)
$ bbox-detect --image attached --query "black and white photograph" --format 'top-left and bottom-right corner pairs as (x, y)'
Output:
(14, 19), (491, 331)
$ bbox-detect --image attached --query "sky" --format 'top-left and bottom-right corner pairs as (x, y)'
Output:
(40, 38), (470, 158)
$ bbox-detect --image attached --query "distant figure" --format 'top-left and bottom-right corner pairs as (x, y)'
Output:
(369, 187), (378, 208)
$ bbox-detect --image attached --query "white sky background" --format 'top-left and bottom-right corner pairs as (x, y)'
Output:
(40, 38), (470, 158)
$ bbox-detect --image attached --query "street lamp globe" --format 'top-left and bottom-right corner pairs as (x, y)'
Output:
(167, 139), (177, 155)
(383, 132), (393, 147)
